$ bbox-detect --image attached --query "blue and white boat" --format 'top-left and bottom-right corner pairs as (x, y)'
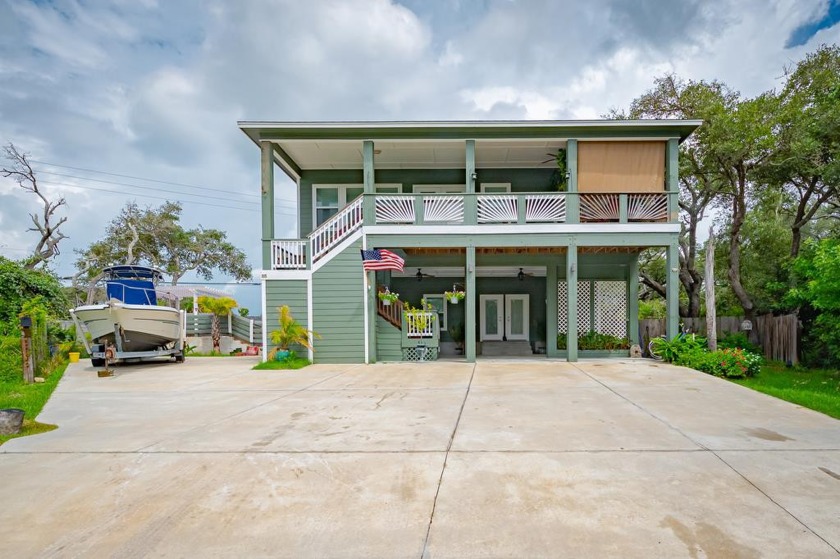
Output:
(70, 265), (186, 365)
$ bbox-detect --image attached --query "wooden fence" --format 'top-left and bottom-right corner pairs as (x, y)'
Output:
(638, 314), (799, 365)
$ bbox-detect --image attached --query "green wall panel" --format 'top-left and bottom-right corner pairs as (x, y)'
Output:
(312, 239), (365, 363)
(375, 316), (403, 361)
(264, 279), (308, 354)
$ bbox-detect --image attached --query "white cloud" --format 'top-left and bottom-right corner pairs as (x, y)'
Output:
(0, 0), (837, 302)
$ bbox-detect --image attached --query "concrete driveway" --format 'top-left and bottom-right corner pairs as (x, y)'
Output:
(1, 358), (838, 558)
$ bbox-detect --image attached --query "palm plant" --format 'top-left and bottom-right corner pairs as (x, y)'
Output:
(270, 305), (320, 355)
(198, 296), (238, 353)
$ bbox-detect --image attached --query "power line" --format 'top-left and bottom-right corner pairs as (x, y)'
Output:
(38, 181), (295, 215)
(35, 169), (262, 205)
(30, 159), (262, 198)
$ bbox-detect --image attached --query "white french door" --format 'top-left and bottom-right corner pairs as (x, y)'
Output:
(479, 295), (504, 341)
(480, 294), (529, 341)
(505, 294), (529, 341)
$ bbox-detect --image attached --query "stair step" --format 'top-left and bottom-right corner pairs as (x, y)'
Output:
(481, 340), (533, 356)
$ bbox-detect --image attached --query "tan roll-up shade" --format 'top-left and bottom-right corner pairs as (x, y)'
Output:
(578, 141), (665, 193)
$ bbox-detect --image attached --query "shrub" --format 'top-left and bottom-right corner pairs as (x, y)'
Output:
(557, 331), (629, 350)
(649, 334), (707, 362)
(707, 348), (762, 378)
(718, 332), (762, 354)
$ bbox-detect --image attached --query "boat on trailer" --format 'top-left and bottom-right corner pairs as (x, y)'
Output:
(70, 265), (186, 366)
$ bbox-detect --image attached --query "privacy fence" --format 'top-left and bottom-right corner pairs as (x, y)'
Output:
(639, 314), (799, 365)
(185, 313), (263, 345)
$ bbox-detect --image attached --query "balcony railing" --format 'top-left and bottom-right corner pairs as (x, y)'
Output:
(269, 191), (675, 270)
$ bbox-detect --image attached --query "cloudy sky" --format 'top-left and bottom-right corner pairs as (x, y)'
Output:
(1, 0), (838, 311)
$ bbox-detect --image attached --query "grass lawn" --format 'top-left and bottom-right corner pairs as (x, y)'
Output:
(253, 357), (311, 370)
(732, 362), (840, 419)
(0, 361), (67, 445)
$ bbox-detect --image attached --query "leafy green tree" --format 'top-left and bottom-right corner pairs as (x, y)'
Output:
(198, 296), (238, 354)
(762, 44), (840, 258)
(785, 238), (840, 366)
(615, 75), (734, 316)
(0, 256), (68, 334)
(74, 201), (251, 300)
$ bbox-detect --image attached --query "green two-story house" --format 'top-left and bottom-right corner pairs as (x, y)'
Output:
(239, 120), (700, 363)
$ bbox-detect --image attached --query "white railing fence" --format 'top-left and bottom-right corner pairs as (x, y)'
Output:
(271, 240), (307, 269)
(405, 312), (437, 338)
(310, 196), (364, 262)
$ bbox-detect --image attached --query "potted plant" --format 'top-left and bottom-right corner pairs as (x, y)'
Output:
(444, 289), (465, 304)
(270, 305), (320, 361)
(377, 288), (400, 306)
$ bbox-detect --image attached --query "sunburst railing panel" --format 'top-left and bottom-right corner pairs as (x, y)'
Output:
(477, 195), (518, 223)
(423, 195), (464, 223)
(375, 196), (415, 223)
(628, 193), (668, 221)
(580, 194), (619, 222)
(525, 194), (566, 222)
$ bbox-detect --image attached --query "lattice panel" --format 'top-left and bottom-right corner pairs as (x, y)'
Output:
(402, 347), (439, 361)
(424, 196), (464, 223)
(628, 194), (667, 221)
(557, 281), (592, 334)
(526, 194), (566, 222)
(477, 195), (517, 223)
(375, 196), (415, 223)
(594, 281), (627, 337)
(580, 194), (619, 221)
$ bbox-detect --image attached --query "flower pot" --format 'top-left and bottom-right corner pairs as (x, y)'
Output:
(68, 352), (80, 363)
(382, 299), (391, 306)
(448, 297), (459, 304)
(0, 409), (24, 435)
(273, 349), (291, 361)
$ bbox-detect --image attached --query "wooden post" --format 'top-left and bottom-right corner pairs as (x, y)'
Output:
(20, 316), (34, 384)
(705, 226), (717, 351)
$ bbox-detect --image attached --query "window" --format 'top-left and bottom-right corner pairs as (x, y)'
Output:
(423, 294), (447, 330)
(413, 184), (465, 194)
(313, 184), (401, 226)
(479, 182), (511, 193)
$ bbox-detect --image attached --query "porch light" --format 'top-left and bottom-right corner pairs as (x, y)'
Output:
(416, 268), (423, 282)
(518, 268), (525, 281)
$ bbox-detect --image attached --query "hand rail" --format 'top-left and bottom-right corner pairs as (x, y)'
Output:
(271, 239), (307, 269)
(310, 195), (364, 262)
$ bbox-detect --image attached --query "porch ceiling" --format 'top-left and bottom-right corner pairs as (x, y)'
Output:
(273, 139), (566, 170)
(238, 120), (702, 174)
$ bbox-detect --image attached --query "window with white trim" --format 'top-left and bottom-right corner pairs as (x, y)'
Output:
(423, 294), (447, 330)
(313, 184), (401, 226)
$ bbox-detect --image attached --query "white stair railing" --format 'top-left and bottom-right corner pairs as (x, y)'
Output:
(310, 196), (364, 263)
(271, 240), (307, 269)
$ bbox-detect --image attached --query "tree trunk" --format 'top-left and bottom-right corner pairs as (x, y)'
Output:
(211, 315), (221, 354)
(705, 227), (717, 351)
(727, 171), (755, 322)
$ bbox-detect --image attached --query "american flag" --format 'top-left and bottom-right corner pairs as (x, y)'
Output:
(360, 249), (405, 272)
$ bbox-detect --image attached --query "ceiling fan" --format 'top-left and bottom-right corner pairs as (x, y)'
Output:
(415, 268), (435, 281)
(517, 268), (534, 281)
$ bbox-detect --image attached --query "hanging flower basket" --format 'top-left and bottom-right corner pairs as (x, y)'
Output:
(444, 290), (465, 304)
(378, 289), (400, 306)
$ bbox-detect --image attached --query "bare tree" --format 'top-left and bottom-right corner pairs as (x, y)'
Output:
(1, 143), (67, 269)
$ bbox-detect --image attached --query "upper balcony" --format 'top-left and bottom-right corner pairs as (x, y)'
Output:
(238, 120), (701, 270)
(269, 189), (676, 270)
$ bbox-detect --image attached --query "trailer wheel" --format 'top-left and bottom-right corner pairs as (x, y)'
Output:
(175, 353), (185, 363)
(91, 344), (106, 367)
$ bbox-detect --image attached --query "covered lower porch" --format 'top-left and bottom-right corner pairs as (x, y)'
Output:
(369, 244), (679, 363)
